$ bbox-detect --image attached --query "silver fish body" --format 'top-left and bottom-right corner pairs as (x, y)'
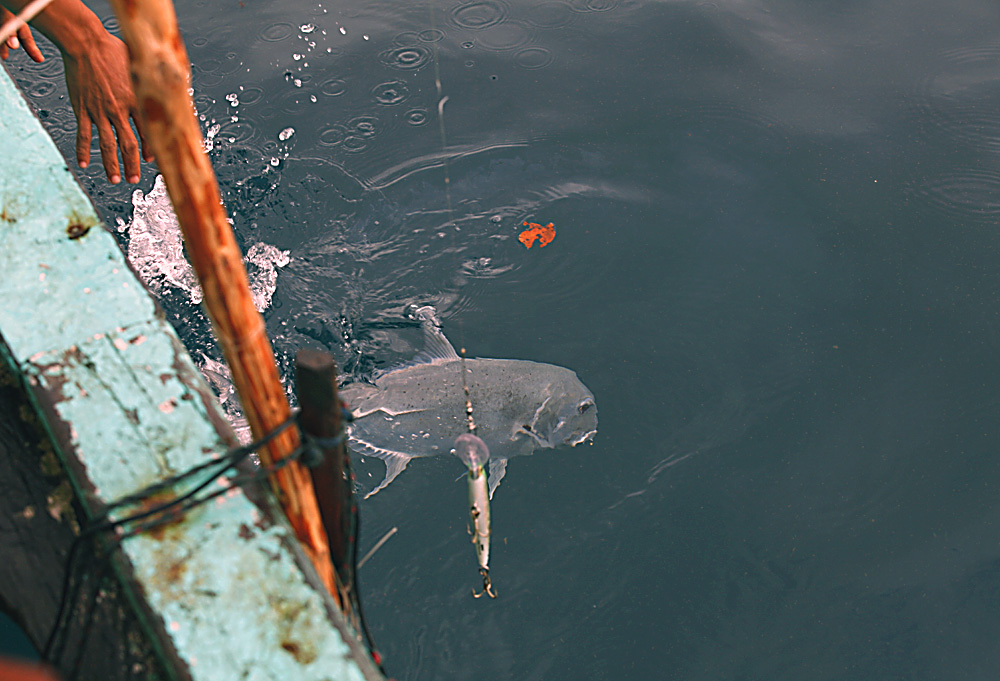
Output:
(341, 308), (597, 498)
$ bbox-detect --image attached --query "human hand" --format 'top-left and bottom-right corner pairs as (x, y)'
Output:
(63, 31), (152, 183)
(0, 6), (44, 62)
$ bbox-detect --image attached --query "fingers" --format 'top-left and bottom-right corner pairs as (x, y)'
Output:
(112, 116), (141, 184)
(75, 109), (92, 170)
(132, 107), (154, 163)
(17, 24), (43, 63)
(95, 118), (121, 184)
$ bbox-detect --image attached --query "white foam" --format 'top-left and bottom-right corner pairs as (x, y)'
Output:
(121, 174), (289, 312)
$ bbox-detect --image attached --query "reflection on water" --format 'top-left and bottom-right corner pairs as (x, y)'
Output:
(7, 0), (1000, 677)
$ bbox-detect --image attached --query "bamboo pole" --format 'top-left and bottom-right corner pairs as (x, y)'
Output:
(107, 0), (338, 599)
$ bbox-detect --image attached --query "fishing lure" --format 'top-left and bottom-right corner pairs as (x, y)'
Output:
(453, 433), (496, 598)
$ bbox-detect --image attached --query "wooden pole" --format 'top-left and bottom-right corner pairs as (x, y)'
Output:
(295, 350), (353, 593)
(107, 0), (338, 599)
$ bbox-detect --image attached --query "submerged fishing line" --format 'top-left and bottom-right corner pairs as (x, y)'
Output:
(427, 2), (496, 599)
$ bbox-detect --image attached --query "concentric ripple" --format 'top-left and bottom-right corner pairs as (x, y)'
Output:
(451, 1), (509, 29)
(908, 169), (1000, 223)
(914, 44), (1000, 152)
(259, 22), (294, 42)
(318, 124), (349, 146)
(372, 81), (410, 105)
(477, 21), (531, 51)
(379, 46), (432, 70)
(523, 1), (575, 27)
(515, 47), (554, 70)
(320, 78), (347, 97)
(405, 109), (429, 126)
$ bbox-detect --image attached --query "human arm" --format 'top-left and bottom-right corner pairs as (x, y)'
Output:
(0, 0), (152, 183)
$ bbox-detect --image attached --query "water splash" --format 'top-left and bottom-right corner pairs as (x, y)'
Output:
(119, 175), (289, 312)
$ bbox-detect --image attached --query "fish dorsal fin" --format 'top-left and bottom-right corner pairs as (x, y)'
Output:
(411, 305), (459, 363)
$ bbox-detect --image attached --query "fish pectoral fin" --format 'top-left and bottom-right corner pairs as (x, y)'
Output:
(487, 458), (508, 500)
(364, 452), (413, 499)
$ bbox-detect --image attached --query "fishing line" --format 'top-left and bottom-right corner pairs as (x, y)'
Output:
(426, 2), (496, 601)
(428, 1), (478, 437)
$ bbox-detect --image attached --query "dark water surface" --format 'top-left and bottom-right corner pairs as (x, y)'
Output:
(7, 0), (1000, 677)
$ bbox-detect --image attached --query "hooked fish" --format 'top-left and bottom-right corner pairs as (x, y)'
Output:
(341, 306), (598, 498)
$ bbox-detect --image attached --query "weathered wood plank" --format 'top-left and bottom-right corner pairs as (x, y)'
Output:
(0, 64), (381, 681)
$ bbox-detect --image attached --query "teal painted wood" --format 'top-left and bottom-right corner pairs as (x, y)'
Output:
(0, 66), (381, 681)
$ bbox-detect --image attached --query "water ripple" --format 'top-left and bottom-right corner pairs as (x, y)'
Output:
(405, 109), (429, 126)
(379, 46), (432, 71)
(914, 44), (1000, 151)
(568, 0), (619, 11)
(524, 1), (575, 28)
(419, 29), (446, 43)
(318, 124), (349, 146)
(477, 21), (531, 51)
(259, 22), (294, 42)
(320, 78), (347, 97)
(907, 169), (1000, 223)
(515, 47), (554, 70)
(451, 1), (509, 29)
(372, 80), (410, 105)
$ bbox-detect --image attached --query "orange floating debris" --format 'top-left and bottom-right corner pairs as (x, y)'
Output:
(519, 222), (556, 249)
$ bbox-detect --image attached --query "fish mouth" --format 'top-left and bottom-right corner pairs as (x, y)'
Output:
(519, 424), (551, 447)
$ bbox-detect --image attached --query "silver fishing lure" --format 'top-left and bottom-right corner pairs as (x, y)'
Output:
(454, 432), (495, 598)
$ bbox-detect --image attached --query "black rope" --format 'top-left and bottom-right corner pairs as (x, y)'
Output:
(42, 408), (379, 672)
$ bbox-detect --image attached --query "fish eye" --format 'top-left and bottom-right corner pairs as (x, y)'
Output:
(578, 399), (594, 414)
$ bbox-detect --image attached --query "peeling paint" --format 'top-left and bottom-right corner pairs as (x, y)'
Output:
(1, 65), (380, 681)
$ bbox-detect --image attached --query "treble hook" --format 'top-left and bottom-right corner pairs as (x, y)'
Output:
(472, 567), (497, 599)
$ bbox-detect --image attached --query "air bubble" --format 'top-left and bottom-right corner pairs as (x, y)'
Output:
(278, 127), (295, 141)
(300, 23), (316, 33)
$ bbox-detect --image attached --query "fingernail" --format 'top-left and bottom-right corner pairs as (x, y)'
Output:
(127, 175), (139, 184)
(110, 174), (121, 184)
(79, 161), (88, 169)
(8, 37), (19, 49)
